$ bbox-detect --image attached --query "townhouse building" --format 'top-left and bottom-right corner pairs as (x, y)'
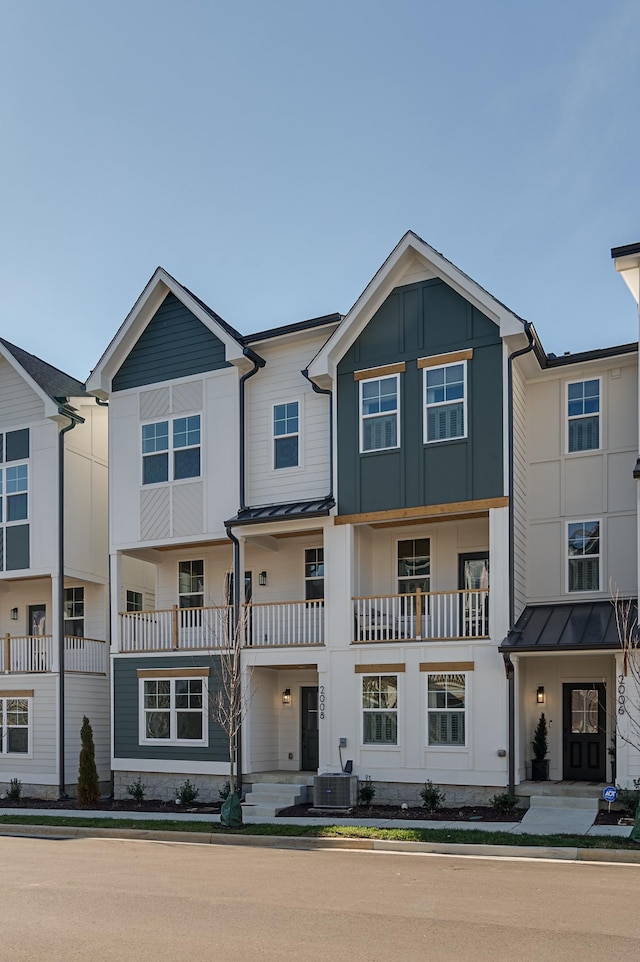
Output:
(85, 232), (640, 805)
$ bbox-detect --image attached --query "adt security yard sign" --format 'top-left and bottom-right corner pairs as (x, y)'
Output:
(603, 786), (617, 803)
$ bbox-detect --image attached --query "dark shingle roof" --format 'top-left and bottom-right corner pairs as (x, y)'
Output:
(0, 339), (86, 401)
(500, 601), (634, 653)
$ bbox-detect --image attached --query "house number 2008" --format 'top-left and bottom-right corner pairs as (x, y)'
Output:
(319, 685), (326, 720)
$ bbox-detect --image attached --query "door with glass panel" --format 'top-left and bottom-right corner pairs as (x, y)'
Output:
(458, 553), (489, 637)
(562, 683), (606, 780)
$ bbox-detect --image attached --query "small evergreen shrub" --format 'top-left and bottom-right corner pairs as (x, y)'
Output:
(218, 780), (231, 801)
(176, 779), (199, 805)
(616, 779), (640, 815)
(358, 775), (376, 807)
(531, 713), (549, 760)
(7, 778), (22, 801)
(125, 776), (147, 804)
(77, 716), (100, 806)
(420, 780), (446, 813)
(490, 792), (519, 815)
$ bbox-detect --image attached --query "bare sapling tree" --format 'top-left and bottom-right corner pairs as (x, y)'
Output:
(611, 586), (640, 753)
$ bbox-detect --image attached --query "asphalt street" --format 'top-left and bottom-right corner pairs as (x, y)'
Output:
(1, 835), (638, 961)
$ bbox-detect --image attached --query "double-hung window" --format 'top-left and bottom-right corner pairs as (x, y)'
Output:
(0, 428), (30, 572)
(427, 673), (466, 746)
(397, 539), (431, 594)
(360, 375), (400, 452)
(362, 674), (398, 744)
(424, 362), (466, 442)
(178, 560), (204, 609)
(273, 402), (299, 469)
(304, 547), (324, 600)
(567, 520), (600, 592)
(64, 587), (84, 637)
(140, 674), (207, 745)
(142, 415), (201, 484)
(0, 695), (30, 754)
(126, 590), (143, 612)
(568, 379), (599, 452)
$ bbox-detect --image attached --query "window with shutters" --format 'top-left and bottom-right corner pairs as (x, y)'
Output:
(567, 379), (600, 452)
(359, 374), (400, 452)
(362, 674), (398, 744)
(567, 520), (600, 592)
(423, 362), (466, 443)
(427, 673), (466, 747)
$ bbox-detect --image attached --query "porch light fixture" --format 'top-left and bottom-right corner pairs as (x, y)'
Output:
(10, 608), (18, 621)
(536, 685), (545, 705)
(282, 688), (292, 705)
(259, 571), (267, 586)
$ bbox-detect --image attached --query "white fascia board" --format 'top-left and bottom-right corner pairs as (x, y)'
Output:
(0, 342), (62, 419)
(613, 254), (640, 305)
(86, 268), (247, 395)
(307, 231), (526, 382)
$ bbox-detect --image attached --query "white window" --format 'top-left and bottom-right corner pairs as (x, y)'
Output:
(360, 375), (400, 452)
(427, 673), (466, 746)
(140, 676), (207, 745)
(273, 401), (299, 469)
(178, 560), (204, 609)
(424, 362), (466, 442)
(567, 520), (600, 592)
(0, 428), (30, 572)
(362, 674), (398, 744)
(397, 539), (430, 594)
(0, 696), (30, 754)
(64, 587), (84, 637)
(304, 547), (324, 600)
(567, 379), (600, 452)
(142, 415), (201, 484)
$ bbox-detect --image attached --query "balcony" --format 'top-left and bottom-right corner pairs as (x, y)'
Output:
(0, 634), (108, 674)
(118, 600), (325, 653)
(353, 589), (489, 642)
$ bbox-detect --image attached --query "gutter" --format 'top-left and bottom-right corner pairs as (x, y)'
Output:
(504, 322), (534, 797)
(301, 369), (333, 502)
(57, 402), (85, 798)
(224, 522), (243, 797)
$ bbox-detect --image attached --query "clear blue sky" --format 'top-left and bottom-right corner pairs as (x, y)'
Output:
(1, 1), (638, 380)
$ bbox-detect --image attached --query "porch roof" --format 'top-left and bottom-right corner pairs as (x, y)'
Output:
(500, 601), (635, 653)
(227, 496), (335, 526)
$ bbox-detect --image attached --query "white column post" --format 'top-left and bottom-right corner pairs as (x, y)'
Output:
(488, 505), (509, 641)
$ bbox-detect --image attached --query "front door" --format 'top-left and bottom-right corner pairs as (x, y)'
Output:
(562, 683), (606, 781)
(458, 553), (489, 637)
(28, 605), (46, 636)
(301, 686), (319, 771)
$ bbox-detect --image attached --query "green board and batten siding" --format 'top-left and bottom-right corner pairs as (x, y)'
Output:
(113, 656), (228, 762)
(337, 278), (504, 515)
(113, 292), (231, 392)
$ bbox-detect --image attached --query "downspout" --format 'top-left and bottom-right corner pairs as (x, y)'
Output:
(57, 403), (84, 798)
(505, 322), (534, 796)
(301, 369), (333, 501)
(94, 397), (113, 795)
(239, 348), (266, 511)
(224, 522), (242, 796)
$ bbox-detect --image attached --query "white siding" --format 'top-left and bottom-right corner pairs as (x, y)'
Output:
(245, 334), (331, 506)
(65, 401), (109, 582)
(0, 356), (45, 425)
(64, 674), (110, 786)
(0, 674), (57, 781)
(512, 364), (527, 619)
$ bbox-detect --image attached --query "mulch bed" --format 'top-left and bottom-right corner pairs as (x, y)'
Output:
(277, 803), (526, 822)
(0, 797), (222, 814)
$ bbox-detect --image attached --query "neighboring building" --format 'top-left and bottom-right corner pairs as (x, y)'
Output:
(0, 340), (110, 798)
(86, 233), (640, 805)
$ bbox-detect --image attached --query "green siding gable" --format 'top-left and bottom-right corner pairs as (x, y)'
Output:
(113, 292), (231, 391)
(113, 655), (228, 762)
(337, 278), (504, 514)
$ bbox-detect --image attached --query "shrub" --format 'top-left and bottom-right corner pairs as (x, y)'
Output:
(77, 716), (100, 806)
(531, 713), (549, 760)
(176, 779), (199, 805)
(490, 792), (519, 815)
(125, 776), (147, 804)
(616, 779), (640, 815)
(7, 778), (22, 801)
(420, 780), (446, 814)
(218, 780), (231, 801)
(358, 775), (376, 807)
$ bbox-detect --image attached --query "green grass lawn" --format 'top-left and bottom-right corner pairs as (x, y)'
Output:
(0, 814), (636, 850)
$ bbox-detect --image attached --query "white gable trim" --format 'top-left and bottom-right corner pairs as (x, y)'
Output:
(86, 268), (248, 397)
(307, 231), (526, 384)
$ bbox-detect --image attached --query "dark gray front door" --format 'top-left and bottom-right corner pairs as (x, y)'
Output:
(562, 683), (606, 781)
(301, 686), (319, 771)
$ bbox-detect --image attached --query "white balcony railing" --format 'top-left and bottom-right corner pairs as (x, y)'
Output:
(353, 589), (489, 642)
(0, 634), (107, 674)
(246, 600), (324, 647)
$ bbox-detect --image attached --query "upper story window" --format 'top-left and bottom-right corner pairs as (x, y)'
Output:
(178, 560), (204, 609)
(0, 428), (30, 525)
(126, 590), (143, 612)
(424, 362), (466, 443)
(567, 379), (600, 452)
(567, 520), (600, 592)
(304, 547), (324, 600)
(360, 375), (400, 452)
(273, 402), (299, 469)
(142, 415), (201, 485)
(397, 539), (431, 594)
(64, 587), (84, 637)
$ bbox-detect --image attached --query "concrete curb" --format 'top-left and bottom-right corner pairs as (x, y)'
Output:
(2, 822), (640, 864)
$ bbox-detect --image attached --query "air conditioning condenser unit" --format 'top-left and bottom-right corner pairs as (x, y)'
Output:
(313, 773), (358, 809)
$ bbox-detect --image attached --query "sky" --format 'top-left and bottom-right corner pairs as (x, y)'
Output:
(1, 1), (639, 381)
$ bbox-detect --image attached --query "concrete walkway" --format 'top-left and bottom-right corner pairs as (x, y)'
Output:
(512, 795), (603, 836)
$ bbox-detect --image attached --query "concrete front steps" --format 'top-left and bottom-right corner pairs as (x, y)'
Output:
(514, 793), (599, 835)
(242, 782), (310, 818)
